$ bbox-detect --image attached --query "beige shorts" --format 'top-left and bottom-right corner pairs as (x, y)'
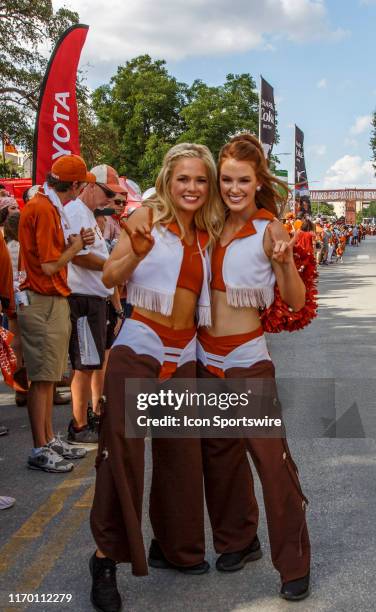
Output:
(18, 291), (71, 382)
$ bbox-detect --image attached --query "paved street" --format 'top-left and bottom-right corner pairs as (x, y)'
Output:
(0, 237), (375, 612)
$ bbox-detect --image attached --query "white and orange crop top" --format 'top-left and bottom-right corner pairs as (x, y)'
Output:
(211, 208), (276, 309)
(167, 222), (204, 296)
(126, 223), (211, 326)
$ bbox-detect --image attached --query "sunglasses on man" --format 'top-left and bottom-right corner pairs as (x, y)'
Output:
(96, 183), (117, 199)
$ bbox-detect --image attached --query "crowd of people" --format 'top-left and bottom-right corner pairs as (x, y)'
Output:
(0, 163), (130, 461)
(281, 211), (369, 265)
(0, 136), (367, 609)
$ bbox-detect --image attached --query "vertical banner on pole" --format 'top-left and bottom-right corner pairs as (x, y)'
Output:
(32, 24), (89, 185)
(259, 76), (276, 159)
(294, 125), (311, 215)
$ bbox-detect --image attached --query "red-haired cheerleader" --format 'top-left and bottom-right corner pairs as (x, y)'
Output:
(198, 133), (311, 601)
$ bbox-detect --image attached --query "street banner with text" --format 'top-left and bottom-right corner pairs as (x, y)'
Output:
(32, 24), (89, 185)
(259, 76), (275, 159)
(295, 125), (311, 214)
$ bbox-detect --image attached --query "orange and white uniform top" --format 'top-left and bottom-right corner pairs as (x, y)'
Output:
(211, 208), (276, 309)
(126, 222), (212, 326)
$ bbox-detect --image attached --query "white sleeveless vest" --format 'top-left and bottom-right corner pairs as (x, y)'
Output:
(222, 219), (275, 308)
(127, 225), (211, 326)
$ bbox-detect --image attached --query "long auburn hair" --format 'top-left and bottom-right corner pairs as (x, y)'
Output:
(145, 143), (224, 246)
(218, 133), (289, 217)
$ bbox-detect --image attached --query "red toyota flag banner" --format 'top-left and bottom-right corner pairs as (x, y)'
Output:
(32, 24), (89, 185)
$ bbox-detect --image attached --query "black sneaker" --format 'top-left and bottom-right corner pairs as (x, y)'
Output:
(67, 420), (98, 445)
(89, 553), (122, 612)
(216, 535), (262, 572)
(87, 405), (100, 433)
(280, 573), (310, 601)
(148, 539), (209, 575)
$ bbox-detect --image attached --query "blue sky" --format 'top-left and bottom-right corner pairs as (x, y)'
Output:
(54, 0), (376, 189)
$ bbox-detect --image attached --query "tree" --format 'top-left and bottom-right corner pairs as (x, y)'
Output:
(0, 158), (23, 178)
(311, 202), (335, 217)
(361, 201), (376, 218)
(91, 55), (188, 189)
(179, 73), (259, 160)
(75, 81), (119, 170)
(0, 1), (79, 148)
(91, 61), (266, 188)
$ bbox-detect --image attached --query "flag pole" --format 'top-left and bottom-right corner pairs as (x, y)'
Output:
(258, 75), (262, 142)
(292, 125), (296, 214)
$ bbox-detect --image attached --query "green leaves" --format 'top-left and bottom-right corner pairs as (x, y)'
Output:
(90, 58), (264, 190)
(0, 1), (78, 146)
(179, 73), (259, 158)
(311, 203), (335, 217)
(90, 55), (187, 188)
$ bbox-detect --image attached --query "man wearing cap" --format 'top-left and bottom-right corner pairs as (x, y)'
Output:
(64, 164), (126, 445)
(18, 154), (96, 473)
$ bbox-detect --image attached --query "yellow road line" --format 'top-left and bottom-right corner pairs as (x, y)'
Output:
(2, 484), (95, 612)
(0, 455), (94, 573)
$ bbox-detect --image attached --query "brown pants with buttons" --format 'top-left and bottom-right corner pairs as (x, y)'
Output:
(90, 345), (205, 576)
(198, 359), (310, 583)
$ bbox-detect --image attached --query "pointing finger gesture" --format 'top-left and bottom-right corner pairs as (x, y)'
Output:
(122, 206), (155, 258)
(267, 223), (297, 265)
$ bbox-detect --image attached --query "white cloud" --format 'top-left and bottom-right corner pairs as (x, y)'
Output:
(317, 78), (327, 89)
(344, 137), (358, 148)
(309, 144), (327, 156)
(53, 0), (347, 63)
(350, 115), (372, 135)
(323, 155), (376, 188)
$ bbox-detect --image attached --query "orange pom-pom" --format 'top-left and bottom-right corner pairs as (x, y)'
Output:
(260, 244), (318, 333)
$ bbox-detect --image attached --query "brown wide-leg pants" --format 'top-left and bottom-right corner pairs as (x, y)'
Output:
(198, 358), (311, 583)
(90, 345), (205, 576)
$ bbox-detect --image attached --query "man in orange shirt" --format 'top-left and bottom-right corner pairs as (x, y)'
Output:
(18, 155), (96, 473)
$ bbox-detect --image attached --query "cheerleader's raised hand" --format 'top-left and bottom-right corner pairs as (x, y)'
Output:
(267, 222), (298, 266)
(122, 206), (155, 258)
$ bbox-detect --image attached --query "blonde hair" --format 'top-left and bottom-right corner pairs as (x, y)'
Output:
(145, 143), (224, 246)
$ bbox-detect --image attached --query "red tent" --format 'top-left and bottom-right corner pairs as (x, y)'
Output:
(0, 178), (32, 209)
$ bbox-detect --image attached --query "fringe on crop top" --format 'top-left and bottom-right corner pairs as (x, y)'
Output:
(211, 209), (276, 309)
(126, 224), (211, 326)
